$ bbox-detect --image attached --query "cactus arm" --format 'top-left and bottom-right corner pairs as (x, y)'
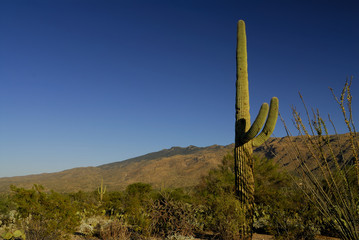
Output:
(240, 103), (269, 145)
(252, 97), (279, 147)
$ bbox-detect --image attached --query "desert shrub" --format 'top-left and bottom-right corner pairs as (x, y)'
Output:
(258, 198), (320, 240)
(125, 182), (152, 198)
(254, 157), (321, 239)
(197, 153), (236, 198)
(122, 182), (153, 236)
(101, 191), (125, 217)
(1, 229), (26, 240)
(10, 184), (81, 239)
(254, 157), (292, 205)
(196, 152), (322, 239)
(195, 153), (244, 240)
(149, 190), (197, 238)
(156, 187), (193, 203)
(77, 215), (107, 237)
(99, 218), (130, 240)
(0, 194), (13, 215)
(0, 194), (16, 227)
(208, 194), (244, 240)
(68, 190), (102, 218)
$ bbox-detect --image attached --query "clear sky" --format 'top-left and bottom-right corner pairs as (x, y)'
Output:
(1, 0), (358, 177)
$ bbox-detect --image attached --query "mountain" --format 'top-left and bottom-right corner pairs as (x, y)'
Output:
(0, 144), (233, 193)
(0, 134), (356, 193)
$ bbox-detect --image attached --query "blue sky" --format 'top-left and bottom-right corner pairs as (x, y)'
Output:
(1, 0), (358, 177)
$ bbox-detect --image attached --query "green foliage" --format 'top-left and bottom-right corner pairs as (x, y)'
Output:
(156, 187), (193, 203)
(101, 191), (125, 217)
(10, 184), (81, 239)
(68, 190), (101, 217)
(125, 182), (152, 198)
(199, 153), (235, 197)
(254, 156), (322, 239)
(0, 194), (14, 215)
(195, 153), (244, 239)
(2, 138), (351, 240)
(0, 194), (16, 227)
(207, 193), (244, 240)
(195, 153), (322, 239)
(1, 229), (26, 240)
(122, 182), (153, 235)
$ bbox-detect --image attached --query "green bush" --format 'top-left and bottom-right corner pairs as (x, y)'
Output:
(122, 183), (153, 236)
(68, 190), (102, 218)
(254, 157), (321, 239)
(10, 184), (81, 239)
(1, 229), (26, 240)
(0, 194), (16, 227)
(195, 153), (244, 239)
(101, 191), (125, 218)
(195, 153), (322, 239)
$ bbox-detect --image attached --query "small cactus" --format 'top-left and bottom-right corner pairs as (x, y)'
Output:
(98, 178), (107, 202)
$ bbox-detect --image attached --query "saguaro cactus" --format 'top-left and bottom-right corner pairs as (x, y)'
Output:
(98, 178), (107, 202)
(234, 20), (279, 239)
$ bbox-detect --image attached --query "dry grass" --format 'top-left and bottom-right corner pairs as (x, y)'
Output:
(99, 219), (131, 240)
(280, 78), (359, 240)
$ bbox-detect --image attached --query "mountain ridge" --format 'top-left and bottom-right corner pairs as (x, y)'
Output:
(0, 134), (356, 193)
(0, 144), (233, 193)
(98, 144), (222, 170)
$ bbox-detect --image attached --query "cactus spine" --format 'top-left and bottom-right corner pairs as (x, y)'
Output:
(98, 178), (107, 202)
(235, 20), (279, 239)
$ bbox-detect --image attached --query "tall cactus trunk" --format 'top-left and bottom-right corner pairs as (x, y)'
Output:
(235, 145), (255, 238)
(234, 20), (279, 239)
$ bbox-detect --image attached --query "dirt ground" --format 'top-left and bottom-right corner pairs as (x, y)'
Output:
(315, 236), (340, 240)
(252, 233), (273, 240)
(252, 233), (340, 240)
(71, 232), (340, 240)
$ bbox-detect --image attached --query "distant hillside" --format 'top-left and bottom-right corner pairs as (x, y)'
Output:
(254, 133), (357, 172)
(0, 144), (233, 193)
(0, 134), (356, 193)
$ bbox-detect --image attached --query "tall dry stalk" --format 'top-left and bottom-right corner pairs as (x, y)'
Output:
(280, 77), (359, 240)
